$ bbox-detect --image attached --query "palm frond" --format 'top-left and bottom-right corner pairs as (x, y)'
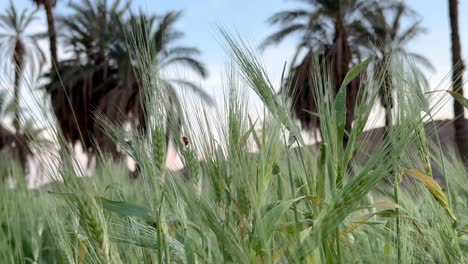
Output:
(166, 79), (214, 105)
(398, 21), (426, 45)
(404, 51), (436, 72)
(267, 9), (309, 25)
(161, 56), (208, 78)
(389, 2), (405, 40)
(260, 23), (306, 49)
(164, 47), (201, 58)
(153, 11), (184, 52)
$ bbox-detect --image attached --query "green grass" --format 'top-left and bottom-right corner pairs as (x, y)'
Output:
(1, 32), (468, 263)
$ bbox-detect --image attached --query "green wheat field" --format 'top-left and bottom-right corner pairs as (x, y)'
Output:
(2, 1), (468, 263)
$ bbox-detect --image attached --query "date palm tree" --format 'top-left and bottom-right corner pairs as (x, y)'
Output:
(448, 0), (468, 161)
(262, 0), (368, 143)
(353, 1), (434, 132)
(43, 0), (209, 159)
(31, 0), (58, 65)
(0, 3), (45, 133)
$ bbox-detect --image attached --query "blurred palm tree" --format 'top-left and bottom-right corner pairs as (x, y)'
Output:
(262, 0), (367, 143)
(43, 0), (209, 160)
(0, 90), (49, 172)
(0, 2), (45, 133)
(352, 1), (434, 132)
(263, 0), (432, 145)
(31, 0), (58, 65)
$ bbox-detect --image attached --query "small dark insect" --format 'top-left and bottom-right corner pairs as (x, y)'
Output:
(182, 136), (189, 146)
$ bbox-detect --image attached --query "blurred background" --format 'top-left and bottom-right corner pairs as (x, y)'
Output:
(0, 0), (467, 186)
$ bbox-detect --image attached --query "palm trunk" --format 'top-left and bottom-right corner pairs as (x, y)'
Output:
(13, 41), (24, 133)
(333, 13), (353, 147)
(45, 4), (57, 65)
(383, 95), (393, 137)
(449, 0), (468, 161)
(13, 67), (21, 132)
(381, 60), (393, 137)
(13, 41), (27, 172)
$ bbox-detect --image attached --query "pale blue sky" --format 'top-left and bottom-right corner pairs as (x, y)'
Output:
(1, 0), (468, 121)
